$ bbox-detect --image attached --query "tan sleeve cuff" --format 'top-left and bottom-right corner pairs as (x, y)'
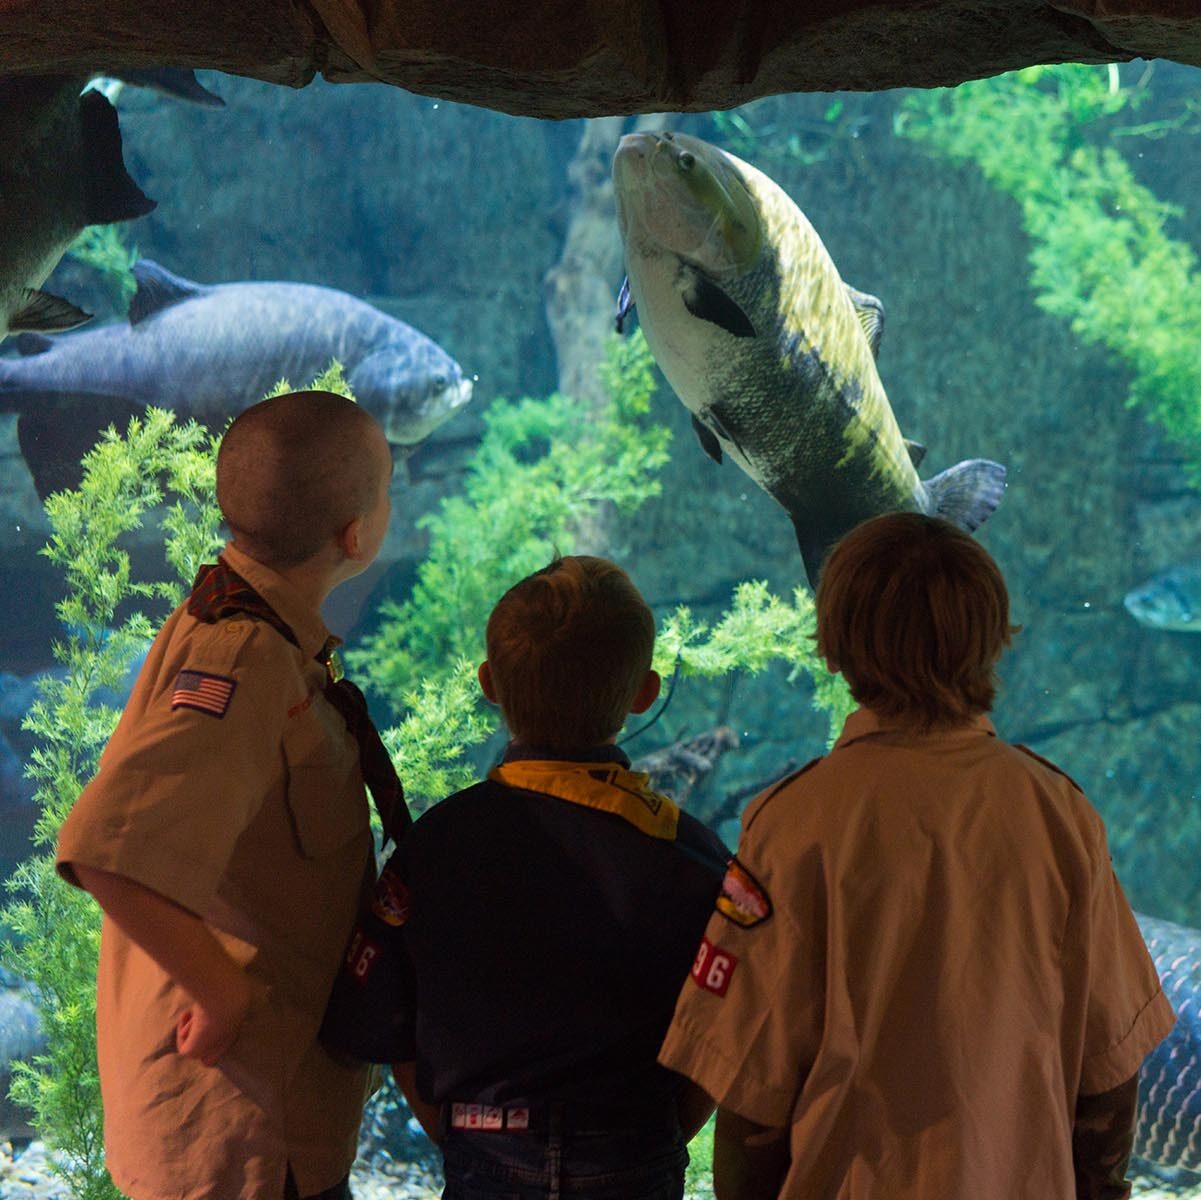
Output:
(1080, 986), (1177, 1095)
(57, 826), (220, 919)
(658, 1010), (796, 1128)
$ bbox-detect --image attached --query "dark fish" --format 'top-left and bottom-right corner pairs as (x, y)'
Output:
(1124, 561), (1201, 633)
(613, 130), (1005, 586)
(0, 76), (155, 341)
(0, 260), (473, 493)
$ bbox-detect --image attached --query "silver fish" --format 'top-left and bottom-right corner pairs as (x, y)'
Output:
(1124, 561), (1201, 632)
(0, 260), (473, 494)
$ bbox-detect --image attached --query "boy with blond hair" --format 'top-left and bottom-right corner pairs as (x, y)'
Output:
(377, 555), (727, 1198)
(659, 512), (1176, 1200)
(57, 390), (403, 1200)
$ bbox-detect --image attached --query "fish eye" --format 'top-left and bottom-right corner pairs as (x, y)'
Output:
(433, 374), (447, 389)
(678, 151), (695, 171)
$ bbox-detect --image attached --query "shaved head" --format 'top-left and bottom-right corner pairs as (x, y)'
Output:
(216, 390), (391, 568)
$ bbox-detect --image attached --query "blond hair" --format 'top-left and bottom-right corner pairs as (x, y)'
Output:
(815, 513), (1018, 730)
(485, 556), (655, 748)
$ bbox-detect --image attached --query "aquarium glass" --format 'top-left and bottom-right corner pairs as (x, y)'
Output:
(1, 60), (1199, 1198)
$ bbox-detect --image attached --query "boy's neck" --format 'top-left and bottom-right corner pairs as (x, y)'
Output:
(227, 541), (344, 619)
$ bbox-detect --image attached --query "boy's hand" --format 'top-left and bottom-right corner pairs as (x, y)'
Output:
(176, 972), (253, 1067)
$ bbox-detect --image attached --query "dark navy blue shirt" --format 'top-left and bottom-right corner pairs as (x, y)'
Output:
(397, 744), (728, 1114)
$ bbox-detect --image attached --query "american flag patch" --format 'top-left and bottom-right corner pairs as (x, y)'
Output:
(171, 669), (237, 718)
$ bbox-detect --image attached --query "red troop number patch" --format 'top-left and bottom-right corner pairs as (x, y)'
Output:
(690, 935), (737, 996)
(345, 930), (382, 985)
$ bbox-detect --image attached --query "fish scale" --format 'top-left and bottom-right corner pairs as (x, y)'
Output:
(613, 130), (1003, 585)
(1136, 914), (1201, 1171)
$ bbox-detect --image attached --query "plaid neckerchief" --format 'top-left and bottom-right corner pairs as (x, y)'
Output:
(187, 558), (409, 846)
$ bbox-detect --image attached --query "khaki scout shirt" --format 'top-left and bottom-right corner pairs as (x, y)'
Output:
(57, 543), (374, 1200)
(660, 709), (1176, 1199)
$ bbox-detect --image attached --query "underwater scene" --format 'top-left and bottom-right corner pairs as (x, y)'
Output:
(1, 59), (1201, 1198)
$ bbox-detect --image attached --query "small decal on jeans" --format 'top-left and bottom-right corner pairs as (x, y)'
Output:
(690, 935), (737, 996)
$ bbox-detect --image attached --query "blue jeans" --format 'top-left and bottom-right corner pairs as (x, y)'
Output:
(441, 1126), (688, 1200)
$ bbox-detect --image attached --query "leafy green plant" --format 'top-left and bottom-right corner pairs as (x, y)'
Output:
(350, 332), (672, 721)
(657, 581), (853, 749)
(2, 409), (222, 1199)
(897, 63), (1201, 480)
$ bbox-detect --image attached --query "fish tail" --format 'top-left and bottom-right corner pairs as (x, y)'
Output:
(923, 458), (1007, 532)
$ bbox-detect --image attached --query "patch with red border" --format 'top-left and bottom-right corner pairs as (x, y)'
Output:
(715, 856), (772, 928)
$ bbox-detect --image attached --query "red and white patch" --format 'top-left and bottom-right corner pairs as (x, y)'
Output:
(716, 857), (772, 928)
(171, 669), (237, 718)
(371, 866), (410, 927)
(690, 935), (738, 997)
(344, 931), (382, 985)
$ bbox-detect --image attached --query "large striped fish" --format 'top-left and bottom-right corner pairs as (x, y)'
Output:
(613, 131), (1005, 586)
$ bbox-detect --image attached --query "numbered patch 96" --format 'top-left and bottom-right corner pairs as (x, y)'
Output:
(691, 935), (738, 996)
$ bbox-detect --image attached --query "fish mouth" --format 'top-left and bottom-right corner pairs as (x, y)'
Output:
(384, 377), (473, 446)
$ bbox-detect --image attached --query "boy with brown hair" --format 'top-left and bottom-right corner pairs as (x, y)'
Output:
(658, 512), (1176, 1200)
(56, 389), (403, 1200)
(380, 555), (727, 1198)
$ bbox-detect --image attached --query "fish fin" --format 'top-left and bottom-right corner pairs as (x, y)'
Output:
(15, 332), (56, 356)
(108, 68), (226, 107)
(9, 290), (91, 334)
(846, 285), (884, 357)
(924, 458), (1007, 532)
(790, 515), (830, 591)
(79, 90), (157, 225)
(684, 274), (756, 339)
(615, 276), (634, 334)
(129, 260), (207, 324)
(903, 438), (927, 469)
(691, 415), (723, 464)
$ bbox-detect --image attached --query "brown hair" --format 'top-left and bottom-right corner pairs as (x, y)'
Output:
(485, 556), (655, 748)
(216, 390), (386, 568)
(815, 512), (1018, 730)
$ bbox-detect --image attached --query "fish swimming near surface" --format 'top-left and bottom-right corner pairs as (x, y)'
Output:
(612, 130), (1006, 586)
(1124, 561), (1201, 632)
(0, 75), (155, 342)
(0, 259), (474, 494)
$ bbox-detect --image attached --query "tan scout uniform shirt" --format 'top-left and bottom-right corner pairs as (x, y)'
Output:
(660, 709), (1176, 1199)
(56, 543), (374, 1200)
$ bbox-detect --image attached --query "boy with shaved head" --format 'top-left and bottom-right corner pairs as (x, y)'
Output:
(57, 390), (403, 1200)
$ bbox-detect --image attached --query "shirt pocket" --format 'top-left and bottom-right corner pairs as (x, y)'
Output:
(282, 708), (368, 859)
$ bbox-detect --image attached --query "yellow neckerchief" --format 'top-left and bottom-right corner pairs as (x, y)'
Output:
(488, 759), (679, 840)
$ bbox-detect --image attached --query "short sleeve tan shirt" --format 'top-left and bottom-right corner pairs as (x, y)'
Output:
(659, 710), (1176, 1199)
(56, 543), (374, 1200)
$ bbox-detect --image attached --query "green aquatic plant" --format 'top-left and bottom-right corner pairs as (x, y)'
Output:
(350, 331), (672, 726)
(356, 331), (851, 814)
(2, 409), (222, 1200)
(897, 63), (1201, 481)
(65, 225), (139, 311)
(656, 580), (853, 748)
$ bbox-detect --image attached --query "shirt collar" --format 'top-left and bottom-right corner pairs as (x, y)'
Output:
(219, 542), (334, 661)
(833, 707), (996, 751)
(501, 742), (632, 768)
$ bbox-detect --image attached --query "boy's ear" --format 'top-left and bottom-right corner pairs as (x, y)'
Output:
(629, 669), (661, 715)
(337, 514), (367, 562)
(478, 660), (499, 704)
